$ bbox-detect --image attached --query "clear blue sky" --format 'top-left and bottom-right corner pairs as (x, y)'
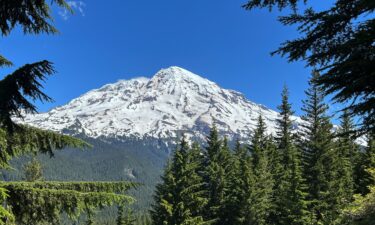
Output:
(1, 0), (335, 116)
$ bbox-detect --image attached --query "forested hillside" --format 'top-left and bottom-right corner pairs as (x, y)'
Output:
(150, 80), (375, 225)
(2, 138), (169, 211)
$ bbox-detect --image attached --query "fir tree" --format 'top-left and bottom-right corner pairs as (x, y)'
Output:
(203, 126), (232, 225)
(218, 137), (237, 225)
(150, 137), (206, 225)
(150, 162), (174, 225)
(301, 71), (341, 223)
(228, 140), (254, 225)
(187, 142), (208, 218)
(274, 86), (309, 225)
(335, 110), (358, 202)
(248, 115), (274, 225)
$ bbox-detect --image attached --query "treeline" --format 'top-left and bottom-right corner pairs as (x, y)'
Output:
(150, 73), (375, 225)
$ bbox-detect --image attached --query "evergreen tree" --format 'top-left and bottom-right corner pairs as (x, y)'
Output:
(150, 161), (174, 225)
(335, 110), (358, 202)
(301, 71), (341, 223)
(357, 132), (375, 195)
(187, 142), (208, 218)
(274, 86), (309, 225)
(150, 137), (206, 225)
(341, 168), (375, 224)
(228, 140), (254, 225)
(248, 115), (274, 225)
(203, 126), (232, 225)
(23, 157), (43, 182)
(117, 204), (136, 225)
(218, 137), (237, 225)
(243, 0), (375, 134)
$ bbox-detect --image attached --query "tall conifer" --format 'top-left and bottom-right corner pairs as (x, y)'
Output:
(336, 111), (358, 202)
(150, 137), (206, 225)
(228, 140), (254, 225)
(357, 132), (375, 195)
(274, 86), (309, 225)
(248, 115), (274, 225)
(301, 71), (340, 223)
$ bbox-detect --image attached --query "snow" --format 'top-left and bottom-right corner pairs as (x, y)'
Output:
(18, 66), (304, 140)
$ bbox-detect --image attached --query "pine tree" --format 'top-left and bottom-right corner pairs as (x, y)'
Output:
(248, 115), (274, 225)
(274, 86), (309, 225)
(301, 71), (341, 223)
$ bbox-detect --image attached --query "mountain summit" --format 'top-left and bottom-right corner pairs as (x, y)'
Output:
(20, 67), (301, 140)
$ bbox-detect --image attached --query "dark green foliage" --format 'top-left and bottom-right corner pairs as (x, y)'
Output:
(0, 61), (55, 131)
(336, 111), (358, 201)
(228, 140), (254, 225)
(301, 72), (343, 223)
(203, 127), (232, 225)
(0, 0), (70, 36)
(2, 137), (169, 216)
(0, 0), (70, 69)
(273, 86), (309, 225)
(357, 132), (375, 195)
(151, 137), (207, 225)
(0, 181), (136, 225)
(150, 161), (174, 225)
(0, 125), (90, 168)
(117, 204), (136, 225)
(243, 0), (375, 134)
(149, 105), (373, 225)
(340, 168), (375, 225)
(248, 115), (274, 225)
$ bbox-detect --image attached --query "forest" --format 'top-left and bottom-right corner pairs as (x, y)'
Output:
(150, 76), (375, 225)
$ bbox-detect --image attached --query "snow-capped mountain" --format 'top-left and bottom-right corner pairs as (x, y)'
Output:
(19, 66), (303, 141)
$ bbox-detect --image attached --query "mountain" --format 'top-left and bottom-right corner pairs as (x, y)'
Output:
(19, 66), (303, 142)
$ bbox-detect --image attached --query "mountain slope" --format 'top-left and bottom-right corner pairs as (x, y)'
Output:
(19, 66), (302, 141)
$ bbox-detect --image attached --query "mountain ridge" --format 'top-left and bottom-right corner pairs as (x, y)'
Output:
(18, 66), (303, 141)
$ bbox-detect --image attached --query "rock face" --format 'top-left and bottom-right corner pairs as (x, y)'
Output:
(19, 66), (303, 141)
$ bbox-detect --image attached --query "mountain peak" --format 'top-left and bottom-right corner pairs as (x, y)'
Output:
(156, 66), (194, 76)
(18, 67), (294, 141)
(153, 66), (212, 84)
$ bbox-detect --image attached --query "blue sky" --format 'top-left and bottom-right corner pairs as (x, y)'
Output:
(1, 0), (334, 116)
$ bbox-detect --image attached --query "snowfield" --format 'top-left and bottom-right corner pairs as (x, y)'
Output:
(19, 66), (305, 141)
